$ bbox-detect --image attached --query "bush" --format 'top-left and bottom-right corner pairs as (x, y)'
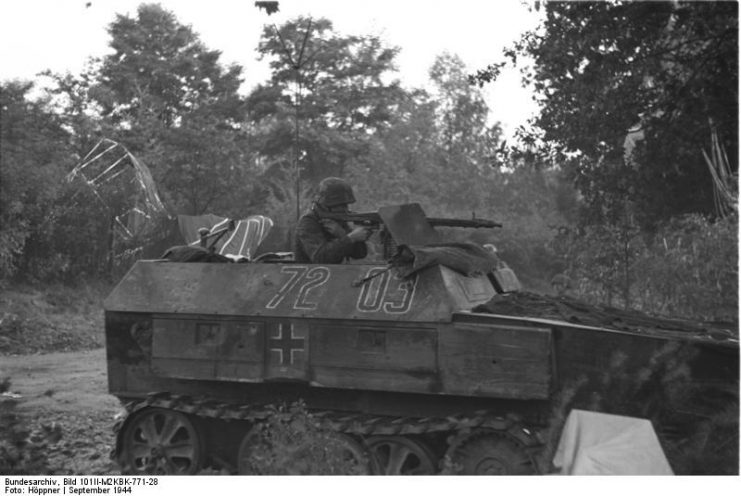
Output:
(634, 214), (738, 320)
(538, 342), (739, 474)
(556, 213), (738, 320)
(239, 402), (373, 475)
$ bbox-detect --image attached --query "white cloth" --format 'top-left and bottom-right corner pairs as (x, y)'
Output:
(180, 214), (273, 260)
(553, 409), (674, 475)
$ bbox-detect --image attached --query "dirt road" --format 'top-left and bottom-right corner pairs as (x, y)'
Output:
(2, 348), (122, 474)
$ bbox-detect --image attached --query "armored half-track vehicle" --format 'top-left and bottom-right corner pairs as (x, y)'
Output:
(104, 203), (738, 475)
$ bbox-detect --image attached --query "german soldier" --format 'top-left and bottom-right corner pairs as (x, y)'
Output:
(293, 177), (373, 263)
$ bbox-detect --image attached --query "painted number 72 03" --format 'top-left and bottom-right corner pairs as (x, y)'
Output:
(264, 265), (417, 314)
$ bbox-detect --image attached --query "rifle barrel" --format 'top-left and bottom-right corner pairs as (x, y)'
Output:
(318, 211), (501, 229)
(428, 218), (502, 228)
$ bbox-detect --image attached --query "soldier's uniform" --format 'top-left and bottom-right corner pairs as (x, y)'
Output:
(293, 177), (369, 264)
(294, 209), (368, 263)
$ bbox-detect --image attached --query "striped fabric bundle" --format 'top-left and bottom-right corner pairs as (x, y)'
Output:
(179, 214), (273, 260)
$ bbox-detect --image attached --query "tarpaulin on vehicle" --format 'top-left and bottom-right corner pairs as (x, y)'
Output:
(553, 409), (674, 475)
(393, 242), (500, 278)
(178, 214), (273, 260)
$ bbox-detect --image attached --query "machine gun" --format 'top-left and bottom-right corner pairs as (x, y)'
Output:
(316, 203), (502, 260)
(318, 209), (502, 230)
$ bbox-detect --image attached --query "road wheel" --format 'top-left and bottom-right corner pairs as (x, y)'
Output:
(236, 425), (270, 474)
(445, 431), (535, 475)
(325, 432), (381, 475)
(120, 408), (203, 475)
(367, 436), (438, 475)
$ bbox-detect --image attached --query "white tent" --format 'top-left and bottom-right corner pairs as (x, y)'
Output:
(553, 409), (674, 475)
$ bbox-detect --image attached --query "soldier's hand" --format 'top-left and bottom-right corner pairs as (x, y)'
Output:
(320, 219), (347, 238)
(347, 226), (373, 242)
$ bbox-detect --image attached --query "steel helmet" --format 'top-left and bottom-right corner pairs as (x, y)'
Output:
(316, 177), (356, 207)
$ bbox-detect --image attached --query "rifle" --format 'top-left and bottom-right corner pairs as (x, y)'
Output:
(318, 210), (502, 229)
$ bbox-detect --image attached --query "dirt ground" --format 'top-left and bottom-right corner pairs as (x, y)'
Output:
(1, 347), (123, 474)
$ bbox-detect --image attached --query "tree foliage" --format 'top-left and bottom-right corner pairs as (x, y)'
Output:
(348, 53), (506, 216)
(0, 82), (71, 279)
(476, 1), (738, 228)
(250, 17), (406, 182)
(63, 3), (253, 216)
(346, 89), (439, 209)
(96, 4), (245, 128)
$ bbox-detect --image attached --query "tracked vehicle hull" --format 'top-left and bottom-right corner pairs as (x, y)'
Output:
(105, 259), (738, 474)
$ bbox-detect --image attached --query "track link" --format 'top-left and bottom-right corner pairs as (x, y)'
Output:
(112, 392), (544, 474)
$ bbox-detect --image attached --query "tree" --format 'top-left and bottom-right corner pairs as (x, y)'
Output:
(475, 1), (738, 228)
(1, 81), (146, 281)
(52, 3), (254, 215)
(425, 53), (503, 214)
(0, 81), (71, 279)
(429, 54), (498, 163)
(95, 4), (245, 128)
(250, 17), (406, 183)
(345, 53), (506, 215)
(346, 88), (439, 209)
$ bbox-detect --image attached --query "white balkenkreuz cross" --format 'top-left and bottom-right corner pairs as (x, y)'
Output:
(268, 323), (305, 365)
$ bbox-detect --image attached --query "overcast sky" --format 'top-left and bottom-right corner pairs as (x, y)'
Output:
(0, 0), (543, 139)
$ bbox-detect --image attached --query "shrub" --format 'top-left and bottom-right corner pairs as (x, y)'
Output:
(239, 402), (373, 475)
(557, 214), (738, 321)
(634, 214), (738, 320)
(538, 342), (739, 474)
